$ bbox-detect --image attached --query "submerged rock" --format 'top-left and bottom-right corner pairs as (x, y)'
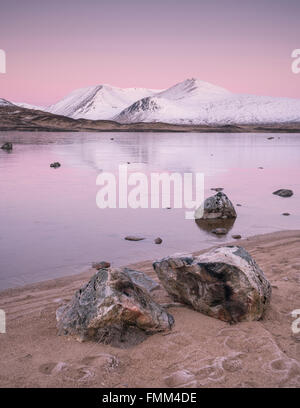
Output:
(273, 189), (293, 198)
(211, 228), (227, 235)
(232, 234), (242, 239)
(153, 246), (271, 323)
(194, 192), (237, 220)
(56, 268), (173, 347)
(50, 162), (61, 168)
(282, 213), (290, 216)
(124, 236), (145, 241)
(1, 142), (13, 151)
(154, 237), (163, 244)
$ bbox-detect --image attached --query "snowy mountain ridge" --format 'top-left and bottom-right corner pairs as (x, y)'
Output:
(4, 78), (300, 125)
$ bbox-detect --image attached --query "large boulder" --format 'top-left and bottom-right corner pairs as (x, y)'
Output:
(56, 268), (173, 347)
(153, 246), (271, 323)
(195, 192), (237, 220)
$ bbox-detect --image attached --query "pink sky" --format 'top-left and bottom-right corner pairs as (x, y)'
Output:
(0, 0), (299, 105)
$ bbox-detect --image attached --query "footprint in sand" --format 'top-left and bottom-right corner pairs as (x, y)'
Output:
(81, 353), (119, 372)
(38, 361), (94, 382)
(164, 370), (197, 388)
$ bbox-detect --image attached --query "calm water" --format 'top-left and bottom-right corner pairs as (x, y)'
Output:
(0, 131), (300, 290)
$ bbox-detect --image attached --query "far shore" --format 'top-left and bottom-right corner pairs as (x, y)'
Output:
(1, 105), (300, 133)
(0, 230), (299, 388)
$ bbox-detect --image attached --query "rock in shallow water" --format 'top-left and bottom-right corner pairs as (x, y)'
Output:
(50, 162), (61, 168)
(56, 268), (173, 347)
(273, 189), (293, 198)
(124, 236), (145, 241)
(1, 142), (13, 151)
(195, 192), (237, 220)
(211, 228), (228, 235)
(153, 246), (271, 323)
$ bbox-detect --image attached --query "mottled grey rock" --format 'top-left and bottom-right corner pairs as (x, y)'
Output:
(56, 268), (173, 347)
(273, 189), (293, 198)
(195, 192), (237, 220)
(1, 142), (13, 151)
(282, 213), (290, 216)
(123, 268), (160, 292)
(153, 246), (271, 323)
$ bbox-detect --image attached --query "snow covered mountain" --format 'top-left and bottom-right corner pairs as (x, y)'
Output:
(115, 78), (300, 125)
(14, 102), (43, 111)
(47, 85), (161, 120)
(4, 78), (300, 125)
(0, 98), (14, 106)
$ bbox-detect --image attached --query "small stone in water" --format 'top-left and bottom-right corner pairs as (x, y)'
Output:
(154, 237), (162, 244)
(211, 228), (227, 235)
(124, 236), (145, 241)
(50, 162), (61, 168)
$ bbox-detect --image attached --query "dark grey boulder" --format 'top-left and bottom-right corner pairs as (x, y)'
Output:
(1, 142), (13, 151)
(195, 192), (237, 220)
(123, 268), (160, 292)
(56, 268), (173, 347)
(273, 189), (293, 198)
(153, 246), (271, 323)
(211, 228), (227, 235)
(50, 162), (61, 168)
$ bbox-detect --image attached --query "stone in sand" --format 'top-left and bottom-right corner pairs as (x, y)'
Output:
(153, 246), (271, 323)
(273, 189), (293, 198)
(124, 236), (145, 241)
(92, 261), (111, 269)
(195, 192), (237, 220)
(56, 268), (173, 347)
(1, 142), (13, 151)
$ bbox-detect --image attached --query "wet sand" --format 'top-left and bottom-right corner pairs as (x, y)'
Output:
(0, 230), (300, 388)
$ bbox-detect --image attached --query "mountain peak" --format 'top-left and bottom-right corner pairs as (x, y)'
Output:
(157, 78), (232, 101)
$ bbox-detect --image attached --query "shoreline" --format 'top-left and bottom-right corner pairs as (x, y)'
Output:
(0, 230), (300, 388)
(1, 106), (300, 133)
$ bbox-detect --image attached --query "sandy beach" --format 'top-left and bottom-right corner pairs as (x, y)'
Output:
(0, 230), (299, 388)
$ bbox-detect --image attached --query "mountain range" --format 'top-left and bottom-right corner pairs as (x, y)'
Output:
(8, 78), (300, 126)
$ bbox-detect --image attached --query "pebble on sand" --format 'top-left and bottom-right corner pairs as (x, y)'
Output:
(92, 261), (111, 269)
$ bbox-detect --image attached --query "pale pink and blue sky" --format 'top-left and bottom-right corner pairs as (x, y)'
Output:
(0, 0), (299, 105)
